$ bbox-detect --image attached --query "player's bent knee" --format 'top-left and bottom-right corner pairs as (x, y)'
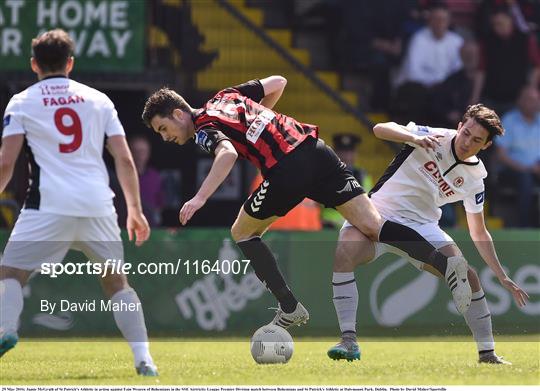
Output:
(231, 222), (264, 242)
(334, 244), (354, 271)
(334, 245), (366, 271)
(356, 223), (380, 242)
(341, 220), (379, 242)
(334, 228), (374, 270)
(230, 224), (248, 242)
(100, 273), (129, 298)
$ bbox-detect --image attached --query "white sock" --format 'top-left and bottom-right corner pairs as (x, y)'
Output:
(110, 287), (153, 366)
(332, 272), (358, 334)
(0, 279), (24, 335)
(463, 289), (495, 353)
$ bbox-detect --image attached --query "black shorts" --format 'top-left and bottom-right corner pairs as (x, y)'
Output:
(244, 137), (365, 219)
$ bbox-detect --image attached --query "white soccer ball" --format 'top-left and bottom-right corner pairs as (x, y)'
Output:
(250, 324), (294, 364)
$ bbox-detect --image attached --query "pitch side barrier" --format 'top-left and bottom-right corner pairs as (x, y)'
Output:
(0, 229), (537, 340)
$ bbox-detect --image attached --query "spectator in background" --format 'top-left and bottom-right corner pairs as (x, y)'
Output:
(429, 40), (480, 128)
(129, 135), (164, 227)
(395, 2), (463, 88)
(445, 0), (477, 35)
(471, 8), (540, 113)
(497, 85), (540, 227)
(392, 2), (464, 123)
(370, 0), (425, 110)
(427, 40), (481, 227)
(476, 0), (540, 38)
(507, 0), (540, 34)
(335, 1), (422, 71)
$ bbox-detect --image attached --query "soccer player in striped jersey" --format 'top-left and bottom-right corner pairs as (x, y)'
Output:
(327, 105), (529, 364)
(0, 30), (157, 375)
(142, 77), (474, 328)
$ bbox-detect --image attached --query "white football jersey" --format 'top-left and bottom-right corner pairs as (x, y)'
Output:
(370, 123), (487, 224)
(2, 76), (125, 217)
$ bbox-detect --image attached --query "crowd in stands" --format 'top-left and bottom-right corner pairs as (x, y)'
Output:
(1, 1), (538, 229)
(294, 0), (540, 227)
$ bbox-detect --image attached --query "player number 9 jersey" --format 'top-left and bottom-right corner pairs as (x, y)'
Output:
(1, 77), (125, 217)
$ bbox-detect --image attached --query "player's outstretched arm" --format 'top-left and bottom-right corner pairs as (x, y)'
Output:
(0, 135), (24, 193)
(179, 140), (238, 225)
(107, 135), (150, 246)
(259, 75), (287, 110)
(373, 122), (442, 151)
(466, 211), (529, 307)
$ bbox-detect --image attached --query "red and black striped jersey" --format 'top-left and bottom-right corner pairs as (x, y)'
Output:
(193, 79), (318, 175)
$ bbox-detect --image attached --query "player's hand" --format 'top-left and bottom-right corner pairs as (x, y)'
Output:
(412, 134), (443, 152)
(499, 276), (529, 307)
(126, 209), (151, 247)
(179, 195), (207, 225)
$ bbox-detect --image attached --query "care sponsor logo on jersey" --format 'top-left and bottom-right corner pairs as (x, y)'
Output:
(49, 85), (69, 94)
(3, 114), (10, 128)
(39, 85), (51, 95)
(40, 84), (69, 95)
(195, 130), (212, 154)
(475, 191), (485, 204)
(246, 110), (275, 144)
(421, 161), (455, 197)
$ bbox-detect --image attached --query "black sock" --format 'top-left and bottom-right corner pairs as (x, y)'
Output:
(379, 221), (448, 275)
(236, 237), (298, 312)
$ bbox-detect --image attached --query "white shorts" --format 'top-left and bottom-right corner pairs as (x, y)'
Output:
(1, 210), (123, 271)
(342, 217), (454, 271)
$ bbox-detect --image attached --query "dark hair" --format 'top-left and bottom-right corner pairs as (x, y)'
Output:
(462, 104), (504, 142)
(142, 88), (192, 127)
(31, 29), (74, 73)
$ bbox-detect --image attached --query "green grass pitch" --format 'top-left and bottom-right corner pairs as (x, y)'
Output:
(1, 336), (538, 385)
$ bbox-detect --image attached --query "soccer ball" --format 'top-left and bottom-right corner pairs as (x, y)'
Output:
(250, 324), (294, 364)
